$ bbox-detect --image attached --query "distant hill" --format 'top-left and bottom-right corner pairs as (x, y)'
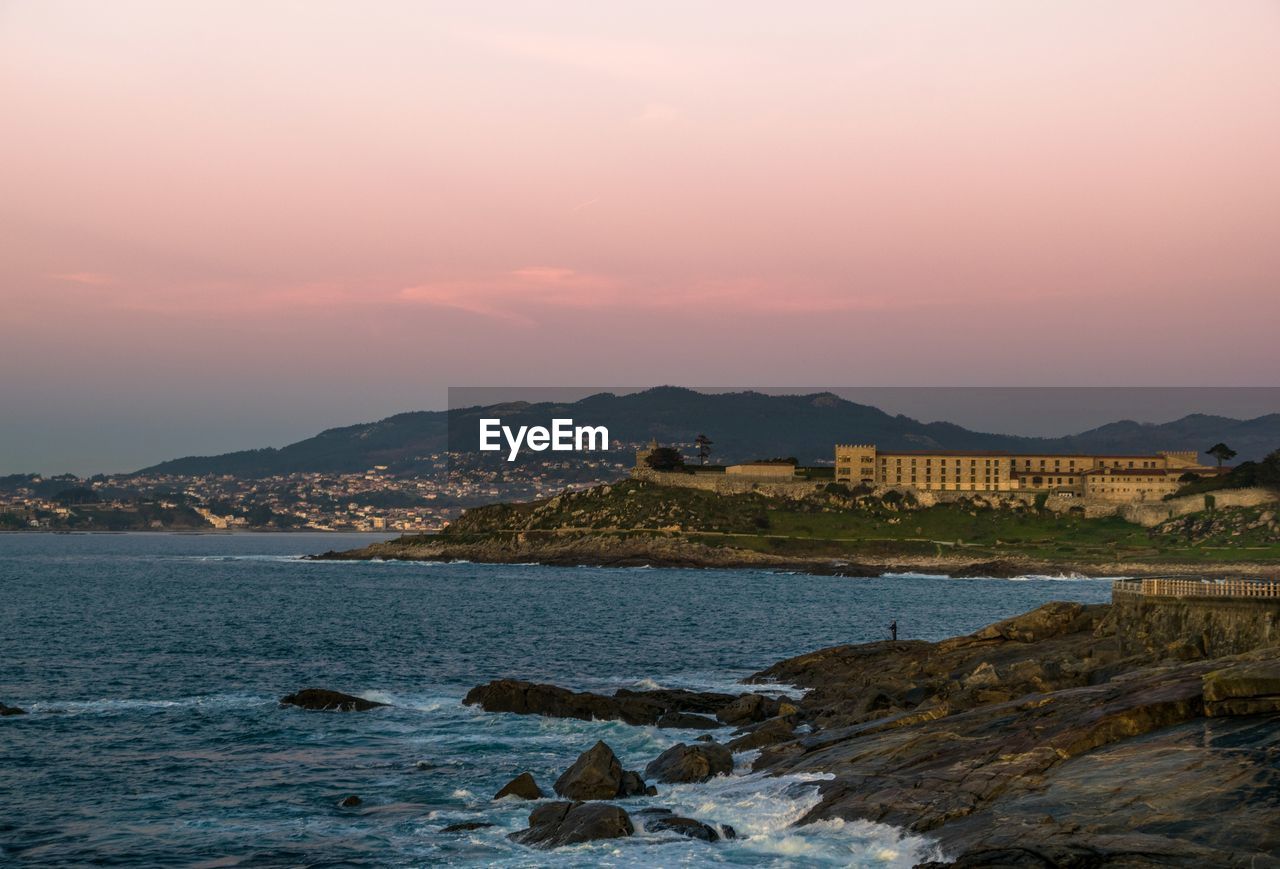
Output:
(135, 387), (1280, 478)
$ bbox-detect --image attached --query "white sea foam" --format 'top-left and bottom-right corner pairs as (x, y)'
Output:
(631, 677), (665, 691)
(1007, 572), (1129, 582)
(416, 769), (943, 867)
(23, 693), (268, 715)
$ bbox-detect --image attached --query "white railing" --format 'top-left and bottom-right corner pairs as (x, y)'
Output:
(1113, 577), (1280, 599)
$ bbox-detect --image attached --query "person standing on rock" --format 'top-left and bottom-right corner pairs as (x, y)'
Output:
(889, 620), (898, 641)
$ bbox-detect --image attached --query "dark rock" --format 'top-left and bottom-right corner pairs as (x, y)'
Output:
(555, 741), (623, 800)
(548, 802), (634, 846)
(1202, 659), (1280, 717)
(970, 601), (1091, 643)
(645, 815), (720, 842)
(743, 601), (1280, 865)
(903, 685), (933, 707)
(636, 807), (674, 815)
(509, 801), (634, 848)
(657, 711), (721, 729)
(747, 602), (1118, 732)
(613, 687), (737, 716)
(727, 716), (795, 752)
(440, 821), (494, 833)
(948, 560), (1029, 579)
(618, 770), (650, 797)
(720, 824), (737, 840)
(644, 741), (734, 783)
(494, 772), (544, 800)
(281, 688), (387, 712)
(338, 795), (362, 807)
(715, 693), (783, 725)
(464, 679), (738, 726)
(553, 740), (649, 800)
(0, 702), (27, 716)
(527, 801), (573, 829)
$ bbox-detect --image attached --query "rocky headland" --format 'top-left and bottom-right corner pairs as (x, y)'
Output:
(460, 600), (1280, 866)
(315, 479), (1280, 579)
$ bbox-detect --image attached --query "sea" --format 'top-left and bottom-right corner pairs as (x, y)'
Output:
(0, 532), (1114, 867)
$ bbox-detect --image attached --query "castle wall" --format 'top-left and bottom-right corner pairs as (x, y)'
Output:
(1116, 487), (1280, 527)
(630, 468), (827, 499)
(725, 463), (797, 479)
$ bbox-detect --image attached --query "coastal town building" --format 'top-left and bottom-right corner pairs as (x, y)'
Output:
(834, 444), (1213, 501)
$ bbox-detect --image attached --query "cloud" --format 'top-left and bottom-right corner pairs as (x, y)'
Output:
(398, 282), (537, 326)
(395, 266), (934, 324)
(33, 264), (989, 328)
(399, 266), (626, 325)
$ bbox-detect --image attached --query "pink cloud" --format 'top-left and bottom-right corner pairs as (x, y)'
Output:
(394, 266), (953, 324)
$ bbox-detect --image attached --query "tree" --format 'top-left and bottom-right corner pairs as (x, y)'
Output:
(694, 434), (713, 465)
(1207, 443), (1237, 468)
(644, 447), (687, 472)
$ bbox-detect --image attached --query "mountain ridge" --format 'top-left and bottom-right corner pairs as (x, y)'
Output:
(135, 387), (1280, 478)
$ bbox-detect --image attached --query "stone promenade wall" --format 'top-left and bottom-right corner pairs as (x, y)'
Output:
(1112, 585), (1280, 657)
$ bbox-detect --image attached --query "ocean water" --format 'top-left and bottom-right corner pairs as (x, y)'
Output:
(0, 533), (1113, 867)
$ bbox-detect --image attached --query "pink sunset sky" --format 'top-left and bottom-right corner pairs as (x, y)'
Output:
(2, 1), (1279, 472)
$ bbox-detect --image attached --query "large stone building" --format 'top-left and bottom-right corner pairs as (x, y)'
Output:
(834, 444), (1214, 502)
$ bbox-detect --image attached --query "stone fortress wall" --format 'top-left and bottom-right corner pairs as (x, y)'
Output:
(629, 467), (828, 499)
(1112, 578), (1280, 657)
(1109, 486), (1279, 527)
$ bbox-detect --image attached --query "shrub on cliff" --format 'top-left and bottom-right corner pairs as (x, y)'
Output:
(1172, 448), (1280, 498)
(645, 448), (688, 473)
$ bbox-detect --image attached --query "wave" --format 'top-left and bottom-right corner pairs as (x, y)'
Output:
(23, 693), (269, 715)
(878, 571), (954, 580)
(882, 569), (1123, 582)
(604, 672), (803, 700)
(1006, 572), (1128, 582)
(533, 771), (940, 866)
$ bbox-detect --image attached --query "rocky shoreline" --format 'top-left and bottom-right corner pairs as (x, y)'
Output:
(314, 532), (1280, 579)
(452, 601), (1280, 866)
